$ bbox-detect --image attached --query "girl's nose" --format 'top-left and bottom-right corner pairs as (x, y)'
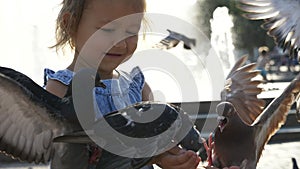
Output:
(114, 39), (127, 48)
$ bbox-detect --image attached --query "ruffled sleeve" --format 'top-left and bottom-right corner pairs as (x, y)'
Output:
(44, 68), (74, 86)
(129, 66), (145, 91)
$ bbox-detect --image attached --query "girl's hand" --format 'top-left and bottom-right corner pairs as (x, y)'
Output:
(153, 146), (201, 169)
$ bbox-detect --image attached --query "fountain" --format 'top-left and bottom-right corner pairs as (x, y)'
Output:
(210, 6), (236, 75)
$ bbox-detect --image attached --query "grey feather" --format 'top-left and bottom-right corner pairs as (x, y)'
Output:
(237, 0), (300, 60)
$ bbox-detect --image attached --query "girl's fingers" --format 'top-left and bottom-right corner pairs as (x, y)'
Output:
(168, 146), (185, 155)
(202, 138), (209, 152)
(208, 133), (213, 147)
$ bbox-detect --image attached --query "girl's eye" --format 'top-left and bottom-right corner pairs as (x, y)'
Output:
(126, 31), (138, 36)
(99, 27), (114, 32)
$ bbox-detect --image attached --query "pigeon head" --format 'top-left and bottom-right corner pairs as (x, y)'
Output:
(216, 102), (237, 133)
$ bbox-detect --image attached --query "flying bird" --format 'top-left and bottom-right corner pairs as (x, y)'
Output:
(204, 56), (300, 168)
(0, 66), (203, 169)
(153, 29), (196, 50)
(237, 0), (300, 60)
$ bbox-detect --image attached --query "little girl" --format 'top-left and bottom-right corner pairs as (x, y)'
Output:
(44, 0), (201, 168)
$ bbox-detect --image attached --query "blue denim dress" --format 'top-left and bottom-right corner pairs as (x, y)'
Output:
(44, 66), (144, 117)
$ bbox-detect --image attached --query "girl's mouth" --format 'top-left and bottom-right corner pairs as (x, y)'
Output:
(105, 53), (123, 57)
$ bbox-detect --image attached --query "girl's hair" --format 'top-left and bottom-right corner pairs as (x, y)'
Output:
(51, 0), (147, 52)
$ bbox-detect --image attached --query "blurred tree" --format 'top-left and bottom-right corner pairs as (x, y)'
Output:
(195, 0), (274, 61)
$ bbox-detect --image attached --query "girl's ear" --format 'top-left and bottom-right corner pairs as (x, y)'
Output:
(62, 12), (76, 46)
(60, 12), (76, 37)
(61, 12), (72, 33)
(62, 12), (71, 26)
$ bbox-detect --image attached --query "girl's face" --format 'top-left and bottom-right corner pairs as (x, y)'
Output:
(73, 0), (143, 75)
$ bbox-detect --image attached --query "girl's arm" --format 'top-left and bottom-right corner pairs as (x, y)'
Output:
(45, 79), (68, 98)
(142, 82), (154, 101)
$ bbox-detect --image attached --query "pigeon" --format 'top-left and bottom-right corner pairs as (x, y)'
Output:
(153, 29), (196, 50)
(237, 0), (300, 60)
(292, 157), (299, 169)
(204, 55), (300, 168)
(0, 66), (203, 169)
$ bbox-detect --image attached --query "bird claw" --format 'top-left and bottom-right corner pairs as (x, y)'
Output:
(202, 133), (215, 166)
(295, 94), (300, 122)
(296, 110), (300, 123)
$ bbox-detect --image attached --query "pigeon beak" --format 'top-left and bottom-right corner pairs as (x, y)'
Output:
(217, 116), (227, 133)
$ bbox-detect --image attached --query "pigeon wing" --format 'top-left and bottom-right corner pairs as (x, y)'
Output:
(221, 56), (265, 125)
(238, 0), (300, 58)
(252, 73), (300, 161)
(54, 101), (202, 150)
(0, 67), (74, 164)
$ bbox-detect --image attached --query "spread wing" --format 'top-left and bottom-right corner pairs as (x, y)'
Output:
(237, 0), (300, 59)
(0, 67), (78, 164)
(221, 55), (265, 125)
(252, 72), (300, 160)
(53, 101), (204, 168)
(153, 29), (196, 50)
(54, 101), (203, 150)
